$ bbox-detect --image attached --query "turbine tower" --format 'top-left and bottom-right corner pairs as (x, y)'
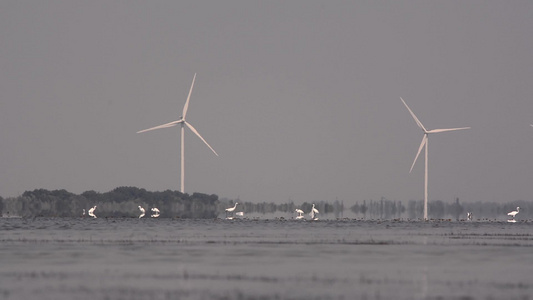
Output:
(401, 97), (470, 220)
(137, 73), (218, 193)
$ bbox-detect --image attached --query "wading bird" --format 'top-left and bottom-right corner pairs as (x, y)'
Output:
(295, 209), (304, 219)
(225, 203), (238, 219)
(507, 207), (520, 220)
(138, 206), (145, 218)
(310, 204), (319, 220)
(151, 207), (160, 218)
(88, 206), (97, 218)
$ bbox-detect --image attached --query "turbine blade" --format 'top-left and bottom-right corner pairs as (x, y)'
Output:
(410, 135), (427, 173)
(184, 121), (219, 156)
(427, 127), (470, 134)
(401, 97), (427, 132)
(182, 73), (197, 119)
(137, 120), (181, 133)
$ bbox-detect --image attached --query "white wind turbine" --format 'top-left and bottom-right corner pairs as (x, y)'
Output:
(401, 97), (470, 220)
(137, 73), (218, 193)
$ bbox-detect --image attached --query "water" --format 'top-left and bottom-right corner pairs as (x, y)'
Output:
(1, 218), (532, 300)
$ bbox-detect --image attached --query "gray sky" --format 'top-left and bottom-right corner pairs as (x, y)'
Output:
(1, 1), (532, 205)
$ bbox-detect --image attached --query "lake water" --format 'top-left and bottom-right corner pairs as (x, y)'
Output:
(1, 217), (532, 300)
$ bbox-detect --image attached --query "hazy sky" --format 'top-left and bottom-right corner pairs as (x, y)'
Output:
(1, 1), (533, 206)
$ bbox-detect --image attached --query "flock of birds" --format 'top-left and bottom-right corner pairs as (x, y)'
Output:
(82, 205), (161, 219)
(294, 204), (320, 220)
(464, 207), (521, 223)
(80, 203), (521, 222)
(81, 203), (251, 219)
(225, 202), (320, 220)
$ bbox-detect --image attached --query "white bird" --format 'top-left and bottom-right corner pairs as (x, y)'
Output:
(226, 203), (238, 212)
(225, 202), (238, 219)
(467, 212), (473, 221)
(401, 98), (470, 220)
(137, 73), (218, 194)
(138, 206), (146, 218)
(88, 206), (97, 218)
(295, 209), (304, 219)
(309, 204), (319, 220)
(507, 207), (520, 219)
(82, 209), (86, 217)
(151, 207), (160, 218)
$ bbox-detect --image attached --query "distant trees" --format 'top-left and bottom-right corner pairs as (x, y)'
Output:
(351, 198), (405, 219)
(1, 187), (219, 218)
(0, 188), (531, 220)
(352, 198), (461, 220)
(350, 197), (531, 220)
(450, 197), (464, 220)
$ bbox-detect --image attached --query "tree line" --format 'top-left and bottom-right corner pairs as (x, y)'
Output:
(0, 187), (530, 220)
(350, 197), (531, 220)
(0, 187), (218, 218)
(220, 197), (530, 220)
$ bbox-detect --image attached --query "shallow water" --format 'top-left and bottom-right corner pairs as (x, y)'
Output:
(1, 218), (532, 300)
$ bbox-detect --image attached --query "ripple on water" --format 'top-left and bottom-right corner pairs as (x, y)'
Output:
(1, 218), (532, 300)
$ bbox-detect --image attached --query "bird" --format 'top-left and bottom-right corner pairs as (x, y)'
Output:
(295, 209), (304, 219)
(310, 204), (319, 220)
(82, 209), (86, 217)
(137, 73), (218, 194)
(401, 98), (470, 220)
(225, 202), (238, 219)
(507, 207), (520, 219)
(467, 212), (473, 221)
(138, 206), (145, 218)
(151, 207), (160, 218)
(88, 206), (97, 218)
(226, 202), (238, 212)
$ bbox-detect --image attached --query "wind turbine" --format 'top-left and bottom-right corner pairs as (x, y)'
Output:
(401, 97), (470, 220)
(137, 73), (218, 193)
